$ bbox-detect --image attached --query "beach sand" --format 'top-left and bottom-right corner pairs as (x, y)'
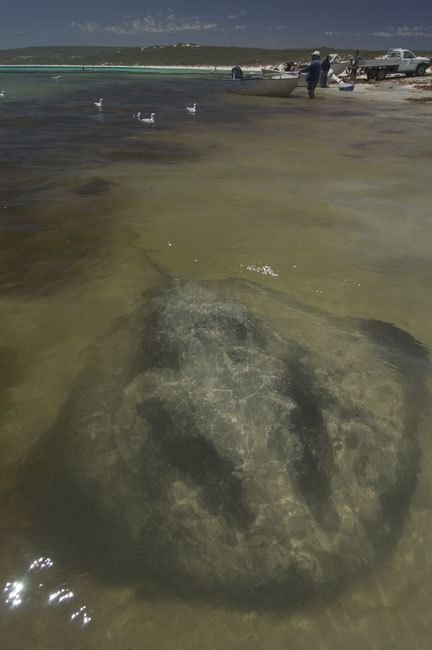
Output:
(345, 73), (432, 103)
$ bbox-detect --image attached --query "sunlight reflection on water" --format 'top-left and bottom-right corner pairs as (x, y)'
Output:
(3, 556), (92, 627)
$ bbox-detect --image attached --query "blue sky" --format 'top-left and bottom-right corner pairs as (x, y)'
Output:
(1, 0), (432, 50)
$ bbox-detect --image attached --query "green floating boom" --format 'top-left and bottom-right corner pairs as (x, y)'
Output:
(0, 64), (229, 75)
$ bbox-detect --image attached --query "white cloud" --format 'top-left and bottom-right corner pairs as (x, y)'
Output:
(71, 14), (219, 34)
(69, 11), (284, 35)
(226, 10), (248, 20)
(70, 21), (99, 33)
(370, 25), (432, 37)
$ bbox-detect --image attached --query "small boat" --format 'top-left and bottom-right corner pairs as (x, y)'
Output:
(261, 68), (309, 87)
(222, 74), (298, 98)
(328, 54), (349, 76)
(262, 54), (349, 87)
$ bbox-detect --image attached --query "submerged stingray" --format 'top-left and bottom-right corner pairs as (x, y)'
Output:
(28, 279), (429, 608)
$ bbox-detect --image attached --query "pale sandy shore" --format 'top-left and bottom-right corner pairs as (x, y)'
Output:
(310, 72), (432, 104)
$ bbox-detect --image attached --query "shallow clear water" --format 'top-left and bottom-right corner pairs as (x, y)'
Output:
(1, 73), (431, 650)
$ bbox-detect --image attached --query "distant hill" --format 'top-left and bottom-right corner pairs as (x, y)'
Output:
(4, 44), (432, 67)
(0, 45), (325, 67)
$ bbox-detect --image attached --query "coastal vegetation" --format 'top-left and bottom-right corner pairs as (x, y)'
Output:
(1, 44), (431, 66)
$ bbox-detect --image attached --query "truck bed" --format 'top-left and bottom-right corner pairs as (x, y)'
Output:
(359, 57), (400, 68)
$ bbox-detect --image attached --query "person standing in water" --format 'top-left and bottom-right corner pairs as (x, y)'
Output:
(306, 51), (321, 99)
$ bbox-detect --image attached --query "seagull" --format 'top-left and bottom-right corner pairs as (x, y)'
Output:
(0, 90), (5, 99)
(51, 75), (63, 81)
(94, 98), (103, 109)
(186, 102), (197, 114)
(136, 113), (155, 125)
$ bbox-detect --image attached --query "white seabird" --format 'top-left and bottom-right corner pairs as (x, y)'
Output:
(137, 113), (155, 125)
(186, 103), (197, 114)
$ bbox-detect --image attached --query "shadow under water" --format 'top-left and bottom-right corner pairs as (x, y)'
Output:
(17, 278), (429, 613)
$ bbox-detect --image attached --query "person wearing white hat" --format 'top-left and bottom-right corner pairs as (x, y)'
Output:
(306, 51), (321, 99)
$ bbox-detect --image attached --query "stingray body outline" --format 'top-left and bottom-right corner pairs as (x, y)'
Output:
(25, 278), (429, 609)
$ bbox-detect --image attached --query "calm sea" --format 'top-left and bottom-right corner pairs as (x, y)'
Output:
(1, 73), (431, 650)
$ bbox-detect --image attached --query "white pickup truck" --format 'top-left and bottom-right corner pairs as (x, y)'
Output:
(359, 48), (431, 80)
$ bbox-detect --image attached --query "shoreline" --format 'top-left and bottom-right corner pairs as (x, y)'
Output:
(1, 64), (431, 103)
(0, 64), (261, 75)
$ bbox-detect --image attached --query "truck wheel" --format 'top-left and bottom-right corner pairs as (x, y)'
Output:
(366, 70), (375, 80)
(415, 64), (427, 77)
(377, 68), (387, 81)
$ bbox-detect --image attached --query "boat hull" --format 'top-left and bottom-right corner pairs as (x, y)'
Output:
(223, 76), (298, 97)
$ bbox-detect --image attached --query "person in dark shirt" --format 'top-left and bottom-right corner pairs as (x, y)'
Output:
(350, 51), (361, 82)
(306, 51), (321, 99)
(320, 55), (331, 87)
(231, 65), (243, 79)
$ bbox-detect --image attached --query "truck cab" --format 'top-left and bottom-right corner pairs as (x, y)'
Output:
(387, 49), (427, 73)
(361, 48), (430, 80)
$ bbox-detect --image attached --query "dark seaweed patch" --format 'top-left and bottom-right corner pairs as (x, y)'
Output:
(75, 177), (113, 196)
